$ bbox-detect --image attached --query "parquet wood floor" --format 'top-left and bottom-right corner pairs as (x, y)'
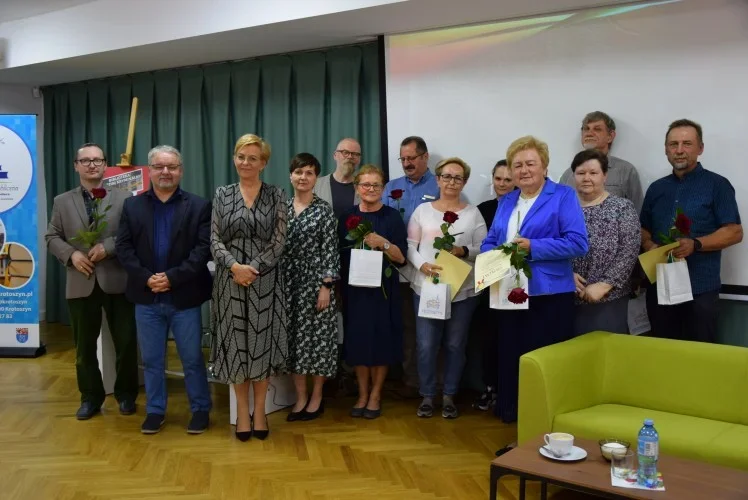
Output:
(0, 323), (593, 500)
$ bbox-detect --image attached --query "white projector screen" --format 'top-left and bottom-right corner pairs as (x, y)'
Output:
(385, 0), (748, 296)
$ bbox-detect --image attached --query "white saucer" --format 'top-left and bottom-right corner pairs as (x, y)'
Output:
(539, 445), (588, 462)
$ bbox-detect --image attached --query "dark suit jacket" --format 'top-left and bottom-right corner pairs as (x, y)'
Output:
(116, 188), (212, 309)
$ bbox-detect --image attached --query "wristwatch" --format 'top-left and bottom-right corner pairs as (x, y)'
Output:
(383, 242), (391, 251)
(692, 238), (703, 252)
(322, 281), (334, 289)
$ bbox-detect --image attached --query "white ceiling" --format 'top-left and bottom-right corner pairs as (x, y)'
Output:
(0, 0), (96, 23)
(0, 0), (636, 86)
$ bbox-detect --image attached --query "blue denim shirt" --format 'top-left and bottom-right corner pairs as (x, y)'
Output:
(382, 169), (440, 225)
(640, 163), (741, 294)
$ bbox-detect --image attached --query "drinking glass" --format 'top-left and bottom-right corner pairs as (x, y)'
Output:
(611, 450), (635, 479)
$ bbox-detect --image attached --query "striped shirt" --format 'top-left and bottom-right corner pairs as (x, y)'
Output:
(640, 163), (741, 294)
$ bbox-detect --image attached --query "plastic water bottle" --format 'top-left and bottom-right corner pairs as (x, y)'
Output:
(637, 419), (659, 486)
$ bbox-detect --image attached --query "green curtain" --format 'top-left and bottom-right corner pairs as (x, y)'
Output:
(43, 42), (381, 324)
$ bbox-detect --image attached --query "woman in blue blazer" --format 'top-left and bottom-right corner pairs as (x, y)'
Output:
(480, 136), (588, 445)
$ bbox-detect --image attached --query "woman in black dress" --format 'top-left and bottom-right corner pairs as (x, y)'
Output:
(339, 165), (407, 419)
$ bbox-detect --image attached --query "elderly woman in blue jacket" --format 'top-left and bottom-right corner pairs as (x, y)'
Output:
(481, 136), (588, 445)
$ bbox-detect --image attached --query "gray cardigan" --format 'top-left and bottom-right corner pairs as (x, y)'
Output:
(313, 173), (360, 210)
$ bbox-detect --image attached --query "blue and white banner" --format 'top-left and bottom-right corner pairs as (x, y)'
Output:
(0, 115), (39, 354)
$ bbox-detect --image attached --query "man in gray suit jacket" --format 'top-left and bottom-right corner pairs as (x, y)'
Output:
(313, 137), (361, 219)
(45, 143), (139, 420)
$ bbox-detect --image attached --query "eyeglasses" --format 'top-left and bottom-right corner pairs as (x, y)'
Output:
(439, 174), (465, 185)
(76, 158), (106, 167)
(336, 149), (362, 159)
(356, 183), (383, 192)
(150, 164), (181, 172)
(398, 153), (425, 164)
(235, 154), (262, 164)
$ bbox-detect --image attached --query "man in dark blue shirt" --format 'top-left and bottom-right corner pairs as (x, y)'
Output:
(640, 119), (743, 343)
(116, 145), (213, 434)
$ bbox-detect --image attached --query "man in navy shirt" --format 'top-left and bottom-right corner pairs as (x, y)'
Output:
(116, 145), (213, 434)
(382, 136), (440, 396)
(640, 119), (743, 343)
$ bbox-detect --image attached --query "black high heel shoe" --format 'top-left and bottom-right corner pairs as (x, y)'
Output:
(235, 416), (251, 442)
(251, 413), (270, 441)
(287, 399), (309, 422)
(299, 400), (324, 421)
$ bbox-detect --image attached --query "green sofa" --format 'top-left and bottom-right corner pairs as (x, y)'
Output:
(518, 331), (748, 470)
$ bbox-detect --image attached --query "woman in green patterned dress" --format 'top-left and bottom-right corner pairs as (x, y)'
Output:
(282, 153), (340, 422)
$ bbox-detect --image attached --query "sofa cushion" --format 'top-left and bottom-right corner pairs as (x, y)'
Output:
(707, 425), (748, 470)
(553, 404), (736, 464)
(600, 335), (748, 425)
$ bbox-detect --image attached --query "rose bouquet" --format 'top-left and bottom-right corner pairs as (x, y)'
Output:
(496, 213), (531, 304)
(658, 207), (692, 263)
(344, 214), (399, 297)
(389, 189), (405, 219)
(71, 187), (111, 248)
(431, 211), (463, 283)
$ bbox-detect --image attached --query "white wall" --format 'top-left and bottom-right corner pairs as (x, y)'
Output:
(0, 0), (404, 68)
(0, 84), (45, 319)
(385, 0), (748, 289)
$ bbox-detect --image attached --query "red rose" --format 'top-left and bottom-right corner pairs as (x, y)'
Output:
(346, 215), (363, 231)
(507, 287), (529, 304)
(674, 213), (691, 236)
(443, 211), (459, 224)
(91, 187), (107, 199)
(389, 189), (404, 200)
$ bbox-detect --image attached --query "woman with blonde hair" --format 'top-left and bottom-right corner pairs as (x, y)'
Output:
(210, 133), (288, 441)
(338, 164), (407, 419)
(407, 157), (486, 419)
(481, 136), (587, 450)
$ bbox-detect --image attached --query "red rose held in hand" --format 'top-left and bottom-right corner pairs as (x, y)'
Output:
(674, 213), (691, 236)
(346, 215), (363, 231)
(91, 187), (107, 199)
(507, 287), (529, 304)
(389, 189), (404, 200)
(443, 211), (459, 224)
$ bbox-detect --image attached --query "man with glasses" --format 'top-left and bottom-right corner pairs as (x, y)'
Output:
(116, 145), (213, 434)
(45, 142), (139, 420)
(559, 111), (644, 212)
(314, 138), (362, 218)
(382, 136), (440, 397)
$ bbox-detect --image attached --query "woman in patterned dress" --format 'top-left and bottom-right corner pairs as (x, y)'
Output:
(571, 149), (641, 336)
(282, 153), (340, 422)
(210, 134), (288, 441)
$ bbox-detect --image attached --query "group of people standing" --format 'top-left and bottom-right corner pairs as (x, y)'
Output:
(46, 110), (742, 446)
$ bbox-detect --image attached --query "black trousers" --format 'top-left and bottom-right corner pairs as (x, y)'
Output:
(645, 284), (719, 343)
(67, 282), (139, 406)
(494, 293), (575, 423)
(471, 293), (499, 389)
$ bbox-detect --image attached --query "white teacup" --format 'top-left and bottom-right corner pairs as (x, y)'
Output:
(544, 432), (574, 456)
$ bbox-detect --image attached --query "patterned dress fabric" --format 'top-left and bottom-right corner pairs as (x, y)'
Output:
(281, 195), (340, 377)
(572, 195), (641, 303)
(209, 183), (288, 383)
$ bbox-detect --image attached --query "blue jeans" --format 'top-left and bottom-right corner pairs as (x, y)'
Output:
(413, 294), (479, 397)
(135, 303), (212, 415)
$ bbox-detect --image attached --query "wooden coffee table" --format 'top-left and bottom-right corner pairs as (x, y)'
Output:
(490, 436), (748, 500)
